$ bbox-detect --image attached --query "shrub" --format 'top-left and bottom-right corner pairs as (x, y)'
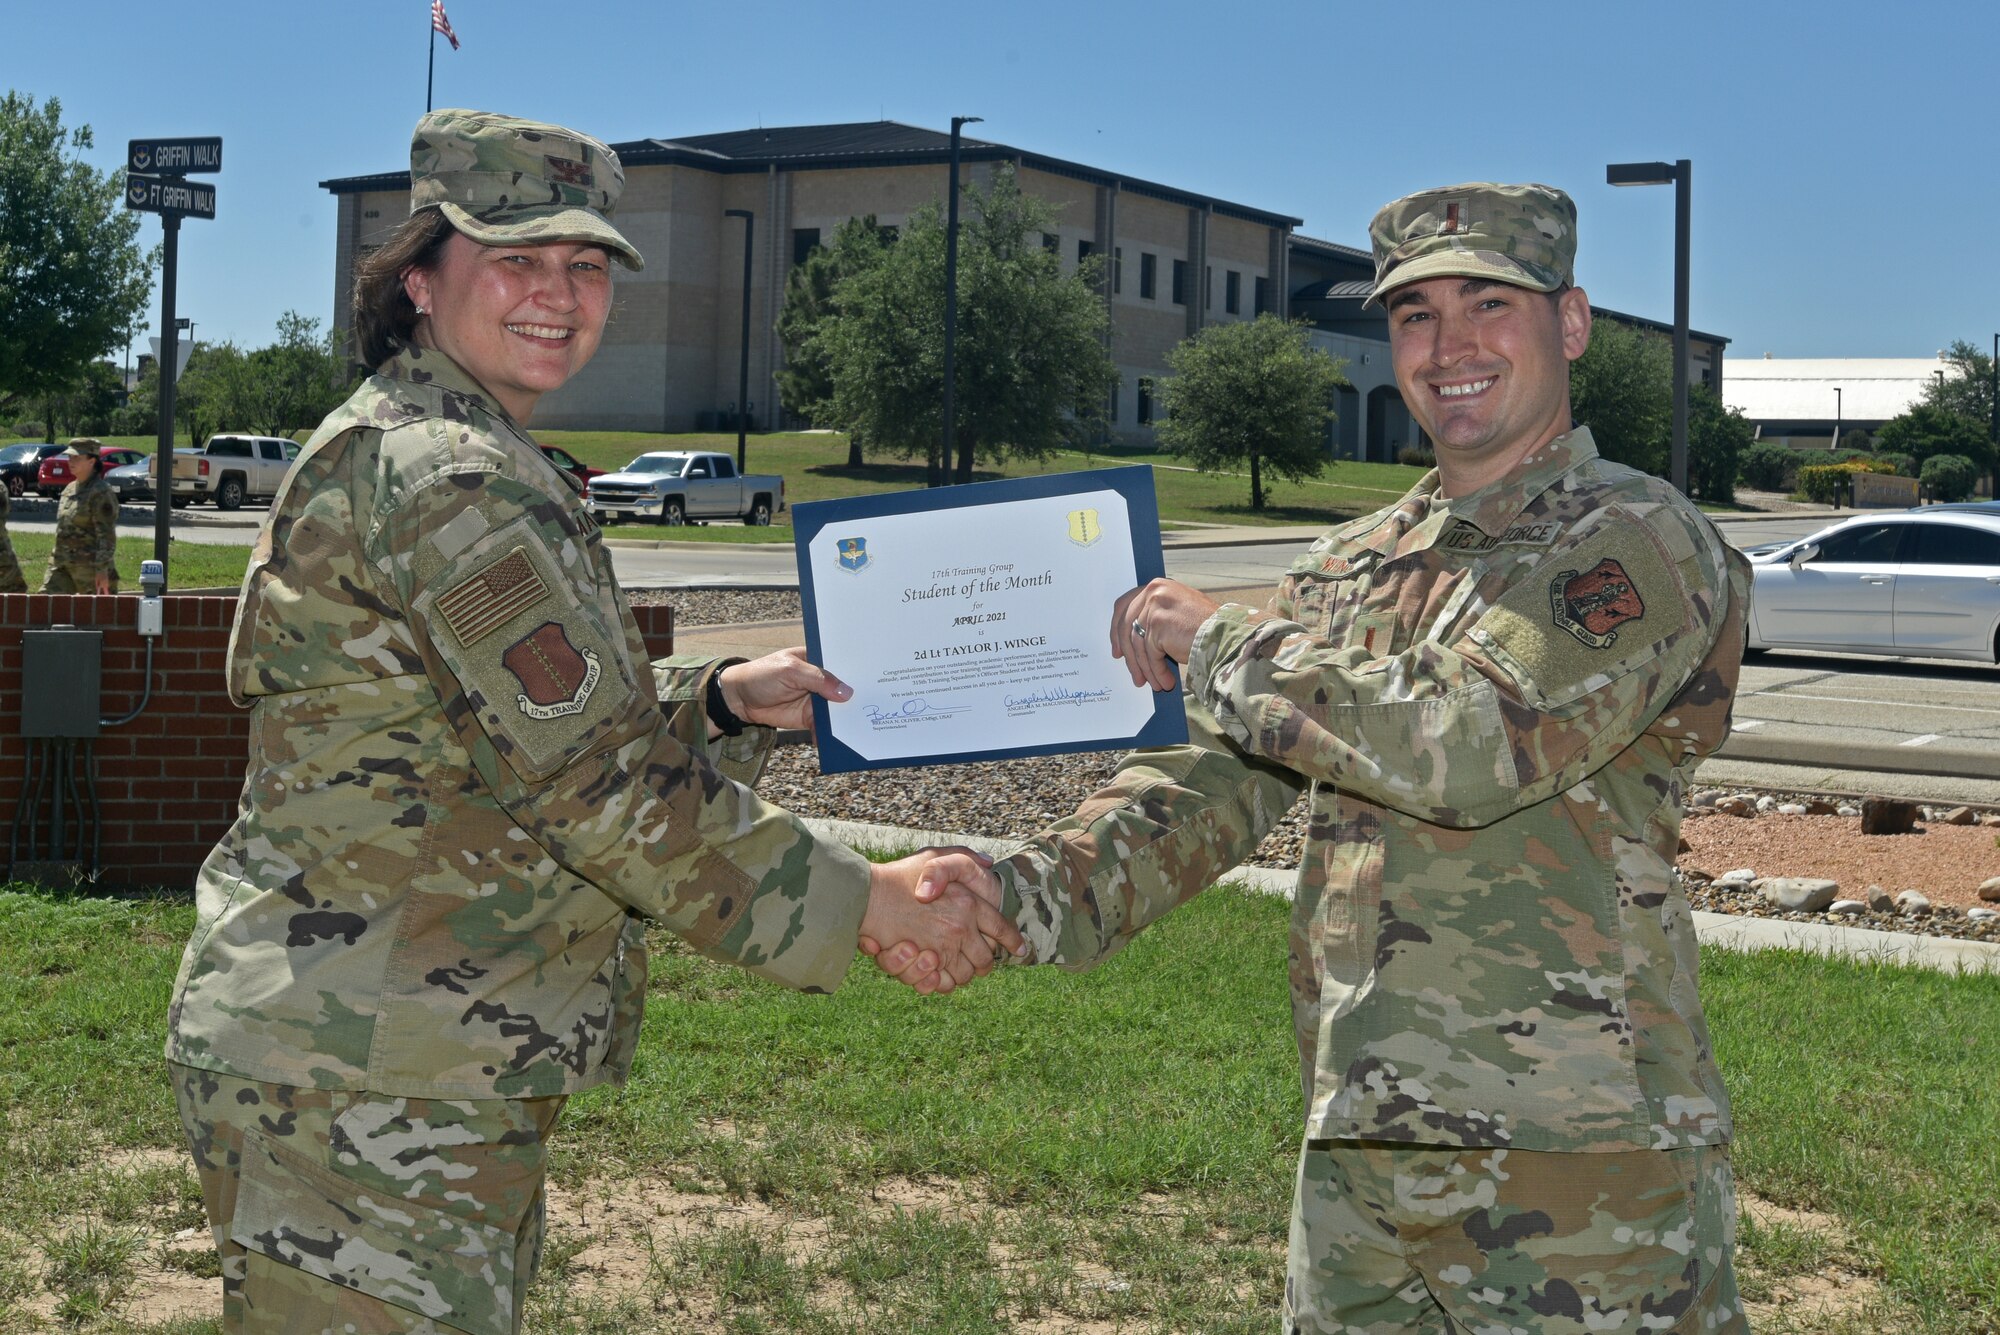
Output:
(1796, 458), (1895, 506)
(1920, 453), (1980, 503)
(1396, 444), (1435, 468)
(1877, 452), (1917, 478)
(1739, 442), (1796, 490)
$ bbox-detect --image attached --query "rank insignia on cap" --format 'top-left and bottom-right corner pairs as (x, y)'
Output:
(544, 156), (595, 188)
(1067, 508), (1101, 547)
(1550, 559), (1645, 648)
(503, 621), (601, 719)
(837, 536), (870, 573)
(1442, 201), (1462, 234)
(437, 547), (550, 645)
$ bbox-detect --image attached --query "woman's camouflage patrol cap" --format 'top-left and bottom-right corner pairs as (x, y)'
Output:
(409, 108), (644, 270)
(1365, 182), (1574, 306)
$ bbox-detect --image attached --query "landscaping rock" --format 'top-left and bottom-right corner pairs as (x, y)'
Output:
(1714, 797), (1755, 817)
(1717, 868), (1759, 887)
(1971, 907), (2000, 925)
(1861, 798), (1919, 835)
(1776, 803), (1808, 816)
(1805, 800), (1840, 816)
(1978, 877), (2000, 903)
(1759, 877), (1840, 913)
(1836, 804), (1861, 818)
(1827, 900), (1867, 917)
(1980, 814), (2000, 828)
(1755, 795), (1777, 813)
(1691, 789), (1726, 809)
(1866, 885), (1895, 912)
(1939, 806), (1979, 826)
(1895, 890), (1933, 916)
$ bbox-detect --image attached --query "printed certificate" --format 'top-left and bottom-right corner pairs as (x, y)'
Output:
(793, 466), (1188, 773)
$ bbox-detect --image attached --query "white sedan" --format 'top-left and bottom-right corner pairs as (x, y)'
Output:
(1746, 507), (2000, 664)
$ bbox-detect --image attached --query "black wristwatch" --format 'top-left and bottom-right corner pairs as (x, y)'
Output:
(704, 660), (748, 737)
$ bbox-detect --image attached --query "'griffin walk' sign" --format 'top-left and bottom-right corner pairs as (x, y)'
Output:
(127, 137), (222, 175)
(126, 174), (216, 220)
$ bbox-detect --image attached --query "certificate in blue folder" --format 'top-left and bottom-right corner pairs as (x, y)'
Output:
(793, 465), (1188, 773)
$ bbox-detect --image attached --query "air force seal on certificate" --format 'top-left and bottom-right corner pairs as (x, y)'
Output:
(1067, 508), (1101, 547)
(838, 536), (871, 573)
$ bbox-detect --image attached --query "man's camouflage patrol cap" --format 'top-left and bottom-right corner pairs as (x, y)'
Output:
(409, 109), (644, 270)
(1366, 182), (1575, 306)
(64, 438), (101, 458)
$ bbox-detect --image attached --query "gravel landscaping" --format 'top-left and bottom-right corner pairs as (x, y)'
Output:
(653, 589), (2000, 946)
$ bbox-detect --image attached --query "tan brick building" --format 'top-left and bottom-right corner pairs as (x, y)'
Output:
(322, 121), (1302, 437)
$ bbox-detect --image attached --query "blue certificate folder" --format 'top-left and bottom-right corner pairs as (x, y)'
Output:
(793, 465), (1189, 773)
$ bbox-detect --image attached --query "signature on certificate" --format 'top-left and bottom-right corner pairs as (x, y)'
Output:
(1004, 686), (1113, 712)
(863, 697), (969, 727)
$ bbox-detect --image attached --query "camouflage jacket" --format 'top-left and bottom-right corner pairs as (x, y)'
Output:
(0, 488), (25, 593)
(52, 474), (118, 571)
(166, 347), (873, 1099)
(995, 429), (1751, 1152)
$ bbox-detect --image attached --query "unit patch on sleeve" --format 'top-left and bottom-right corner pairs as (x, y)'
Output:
(503, 621), (601, 719)
(435, 546), (551, 645)
(1550, 558), (1645, 648)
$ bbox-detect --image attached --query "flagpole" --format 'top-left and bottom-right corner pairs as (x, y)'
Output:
(426, 14), (436, 112)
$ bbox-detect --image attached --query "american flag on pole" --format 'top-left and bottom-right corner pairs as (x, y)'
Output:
(431, 0), (460, 50)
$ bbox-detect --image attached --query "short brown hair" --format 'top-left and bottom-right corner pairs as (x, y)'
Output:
(351, 208), (456, 369)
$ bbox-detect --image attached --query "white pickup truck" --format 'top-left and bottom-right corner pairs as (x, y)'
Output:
(155, 433), (301, 510)
(583, 451), (786, 526)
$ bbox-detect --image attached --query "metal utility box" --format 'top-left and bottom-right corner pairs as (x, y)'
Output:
(20, 627), (103, 739)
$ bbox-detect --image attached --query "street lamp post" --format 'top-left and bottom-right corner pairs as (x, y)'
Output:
(1833, 387), (1842, 452)
(941, 114), (983, 487)
(1607, 159), (1691, 495)
(724, 209), (754, 473)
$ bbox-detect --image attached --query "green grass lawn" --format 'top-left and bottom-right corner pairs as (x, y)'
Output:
(0, 877), (1993, 1333)
(4, 534), (251, 592)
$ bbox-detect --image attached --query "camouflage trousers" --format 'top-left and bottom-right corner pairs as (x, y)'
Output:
(0, 537), (24, 593)
(170, 1062), (565, 1335)
(1286, 1139), (1748, 1334)
(39, 560), (116, 593)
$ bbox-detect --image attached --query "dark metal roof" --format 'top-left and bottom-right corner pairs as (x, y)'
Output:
(1290, 233), (1373, 263)
(1297, 279), (1375, 300)
(320, 120), (1303, 228)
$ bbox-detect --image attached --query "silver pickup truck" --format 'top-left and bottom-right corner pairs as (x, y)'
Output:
(584, 451), (786, 526)
(154, 433), (301, 510)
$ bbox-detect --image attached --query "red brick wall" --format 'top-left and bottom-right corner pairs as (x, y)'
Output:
(1, 595), (672, 891)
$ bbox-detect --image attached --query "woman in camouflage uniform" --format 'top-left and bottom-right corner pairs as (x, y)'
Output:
(39, 438), (119, 593)
(0, 484), (26, 593)
(165, 109), (1017, 1335)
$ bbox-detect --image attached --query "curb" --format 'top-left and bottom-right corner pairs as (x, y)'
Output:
(796, 816), (2000, 976)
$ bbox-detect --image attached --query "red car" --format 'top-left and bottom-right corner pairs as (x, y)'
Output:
(38, 447), (148, 497)
(539, 444), (605, 488)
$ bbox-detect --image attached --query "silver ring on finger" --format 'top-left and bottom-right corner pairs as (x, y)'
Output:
(1132, 621), (1148, 639)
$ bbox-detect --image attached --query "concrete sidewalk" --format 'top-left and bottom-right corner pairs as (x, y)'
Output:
(801, 816), (2000, 976)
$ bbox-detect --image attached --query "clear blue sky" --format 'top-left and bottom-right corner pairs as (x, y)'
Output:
(8, 0), (1994, 362)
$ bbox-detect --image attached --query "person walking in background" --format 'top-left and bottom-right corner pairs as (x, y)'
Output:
(38, 438), (119, 594)
(0, 483), (26, 593)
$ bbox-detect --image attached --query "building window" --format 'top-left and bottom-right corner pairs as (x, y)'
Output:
(1114, 247), (1123, 294)
(1226, 270), (1241, 315)
(1137, 377), (1154, 425)
(1078, 239), (1094, 263)
(1171, 260), (1187, 306)
(791, 228), (821, 268)
(1109, 381), (1119, 424)
(1139, 252), (1156, 300)
(1255, 275), (1269, 315)
(879, 224), (899, 244)
(1206, 265), (1213, 309)
(1043, 232), (1061, 255)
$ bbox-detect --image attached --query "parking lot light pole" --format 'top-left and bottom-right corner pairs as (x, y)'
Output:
(941, 115), (982, 487)
(1607, 159), (1691, 495)
(724, 209), (754, 473)
(1833, 387), (1842, 452)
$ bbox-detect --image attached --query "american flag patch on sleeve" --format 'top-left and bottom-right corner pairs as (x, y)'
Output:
(436, 546), (551, 645)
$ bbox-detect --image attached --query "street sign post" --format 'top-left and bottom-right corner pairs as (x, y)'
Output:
(127, 137), (222, 175)
(125, 173), (216, 221)
(126, 136), (221, 578)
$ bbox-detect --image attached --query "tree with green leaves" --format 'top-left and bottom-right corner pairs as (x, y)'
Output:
(41, 359), (123, 438)
(775, 216), (891, 466)
(1918, 339), (1994, 435)
(0, 93), (155, 419)
(1876, 401), (1993, 475)
(817, 166), (1116, 485)
(1155, 315), (1344, 510)
(1567, 317), (1670, 479)
(1684, 384), (1751, 505)
(241, 312), (357, 437)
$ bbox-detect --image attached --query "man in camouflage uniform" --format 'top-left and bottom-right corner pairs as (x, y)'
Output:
(958, 184), (1754, 1332)
(167, 109), (1013, 1335)
(0, 483), (26, 593)
(40, 438), (119, 593)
